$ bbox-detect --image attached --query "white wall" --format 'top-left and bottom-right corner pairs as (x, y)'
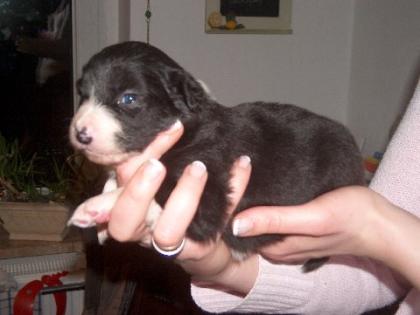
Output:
(130, 0), (354, 123)
(72, 0), (130, 83)
(348, 0), (420, 154)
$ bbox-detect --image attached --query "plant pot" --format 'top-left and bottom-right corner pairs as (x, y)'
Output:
(0, 202), (70, 241)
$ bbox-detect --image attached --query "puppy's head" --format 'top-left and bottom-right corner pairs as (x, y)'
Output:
(70, 41), (209, 165)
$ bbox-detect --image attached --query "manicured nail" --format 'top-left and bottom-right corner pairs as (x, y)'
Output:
(238, 155), (251, 168)
(144, 159), (164, 180)
(232, 219), (253, 236)
(165, 120), (182, 134)
(190, 161), (207, 178)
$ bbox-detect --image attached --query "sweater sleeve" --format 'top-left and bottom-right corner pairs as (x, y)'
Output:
(191, 255), (406, 314)
(191, 80), (420, 314)
(371, 80), (420, 315)
(369, 78), (420, 218)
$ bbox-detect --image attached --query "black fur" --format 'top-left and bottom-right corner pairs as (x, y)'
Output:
(77, 41), (365, 270)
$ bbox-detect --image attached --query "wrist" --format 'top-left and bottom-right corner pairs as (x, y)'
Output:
(192, 254), (259, 297)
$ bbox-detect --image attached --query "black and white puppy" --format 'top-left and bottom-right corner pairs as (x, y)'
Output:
(68, 41), (365, 270)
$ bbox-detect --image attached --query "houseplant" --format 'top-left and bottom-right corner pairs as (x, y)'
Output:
(0, 133), (97, 241)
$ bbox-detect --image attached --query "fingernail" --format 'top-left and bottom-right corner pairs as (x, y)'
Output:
(144, 159), (164, 180)
(238, 155), (251, 168)
(165, 120), (182, 134)
(190, 161), (207, 178)
(232, 219), (253, 236)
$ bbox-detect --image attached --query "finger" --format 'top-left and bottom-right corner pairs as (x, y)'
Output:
(226, 156), (252, 216)
(153, 161), (208, 250)
(115, 155), (151, 185)
(143, 120), (183, 158)
(232, 201), (331, 237)
(116, 120), (183, 184)
(152, 156), (251, 257)
(261, 243), (326, 264)
(108, 159), (166, 241)
(259, 235), (323, 259)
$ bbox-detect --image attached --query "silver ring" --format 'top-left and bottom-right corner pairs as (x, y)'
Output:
(151, 237), (186, 257)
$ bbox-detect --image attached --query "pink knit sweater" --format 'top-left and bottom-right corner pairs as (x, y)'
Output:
(191, 79), (420, 314)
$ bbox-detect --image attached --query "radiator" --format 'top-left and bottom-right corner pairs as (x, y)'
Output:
(0, 252), (85, 315)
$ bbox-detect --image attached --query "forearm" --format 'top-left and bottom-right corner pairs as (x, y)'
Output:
(191, 255), (406, 314)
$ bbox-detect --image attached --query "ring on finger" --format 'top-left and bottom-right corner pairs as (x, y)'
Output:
(151, 237), (186, 257)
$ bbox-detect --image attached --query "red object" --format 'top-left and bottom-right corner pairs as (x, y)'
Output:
(364, 157), (379, 173)
(13, 271), (68, 315)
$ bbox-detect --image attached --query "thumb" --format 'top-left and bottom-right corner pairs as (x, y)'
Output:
(232, 202), (329, 237)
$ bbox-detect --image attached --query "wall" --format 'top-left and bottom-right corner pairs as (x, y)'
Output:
(72, 0), (130, 86)
(348, 0), (420, 154)
(130, 0), (354, 123)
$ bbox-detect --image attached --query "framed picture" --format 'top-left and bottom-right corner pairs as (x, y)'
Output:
(205, 0), (292, 34)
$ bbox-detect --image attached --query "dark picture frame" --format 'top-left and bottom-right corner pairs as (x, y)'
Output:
(220, 0), (280, 17)
(205, 0), (292, 34)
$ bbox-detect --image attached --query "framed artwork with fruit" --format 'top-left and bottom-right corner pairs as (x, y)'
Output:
(205, 0), (292, 34)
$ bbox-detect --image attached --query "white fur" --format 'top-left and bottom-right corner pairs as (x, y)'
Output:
(102, 171), (118, 193)
(197, 79), (216, 100)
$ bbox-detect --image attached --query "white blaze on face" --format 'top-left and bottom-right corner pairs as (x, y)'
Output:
(69, 94), (132, 165)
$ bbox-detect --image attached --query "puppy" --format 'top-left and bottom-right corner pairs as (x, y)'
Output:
(68, 41), (365, 271)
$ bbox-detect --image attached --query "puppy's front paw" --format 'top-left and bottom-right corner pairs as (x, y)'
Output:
(68, 188), (123, 228)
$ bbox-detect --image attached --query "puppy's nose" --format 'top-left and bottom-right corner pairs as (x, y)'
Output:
(75, 127), (93, 145)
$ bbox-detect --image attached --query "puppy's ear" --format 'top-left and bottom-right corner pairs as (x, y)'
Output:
(162, 69), (208, 113)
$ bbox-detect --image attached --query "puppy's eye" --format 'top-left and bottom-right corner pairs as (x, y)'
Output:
(118, 93), (138, 105)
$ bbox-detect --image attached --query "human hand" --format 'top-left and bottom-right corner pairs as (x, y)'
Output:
(107, 119), (258, 295)
(110, 153), (257, 295)
(233, 185), (420, 290)
(154, 156), (255, 289)
(107, 120), (184, 240)
(232, 186), (393, 263)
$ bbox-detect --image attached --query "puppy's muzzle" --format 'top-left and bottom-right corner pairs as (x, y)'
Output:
(75, 127), (93, 145)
